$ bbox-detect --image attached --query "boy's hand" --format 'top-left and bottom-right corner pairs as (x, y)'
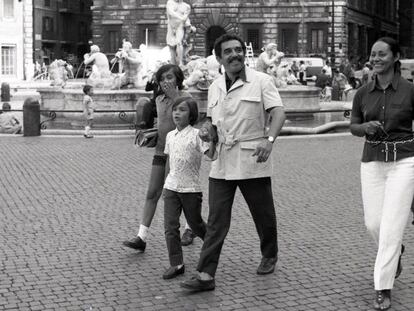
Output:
(162, 81), (179, 99)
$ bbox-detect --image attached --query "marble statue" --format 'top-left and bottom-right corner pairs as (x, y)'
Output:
(113, 40), (145, 89)
(166, 0), (194, 66)
(83, 45), (113, 88)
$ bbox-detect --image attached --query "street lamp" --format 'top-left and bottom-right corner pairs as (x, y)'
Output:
(300, 0), (305, 56)
(330, 0), (335, 67)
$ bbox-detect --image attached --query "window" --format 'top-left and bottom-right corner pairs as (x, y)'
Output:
(3, 0), (14, 18)
(42, 17), (54, 33)
(80, 0), (85, 12)
(103, 25), (122, 54)
(278, 23), (299, 56)
(307, 23), (327, 55)
(242, 24), (263, 54)
(44, 0), (51, 7)
(79, 22), (87, 41)
(138, 25), (157, 46)
(311, 29), (324, 51)
(1, 46), (16, 76)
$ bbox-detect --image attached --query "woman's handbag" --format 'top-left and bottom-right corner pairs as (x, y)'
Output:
(134, 128), (158, 148)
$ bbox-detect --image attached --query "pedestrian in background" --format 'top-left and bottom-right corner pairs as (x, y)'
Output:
(350, 36), (414, 311)
(82, 85), (94, 138)
(0, 103), (21, 134)
(162, 96), (216, 280)
(123, 64), (196, 253)
(332, 69), (347, 100)
(180, 34), (286, 292)
(291, 60), (299, 78)
(298, 60), (307, 85)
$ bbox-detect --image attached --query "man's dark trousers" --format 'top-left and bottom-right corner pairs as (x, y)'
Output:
(197, 177), (278, 277)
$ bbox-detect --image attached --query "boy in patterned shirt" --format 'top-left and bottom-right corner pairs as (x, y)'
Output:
(161, 96), (216, 280)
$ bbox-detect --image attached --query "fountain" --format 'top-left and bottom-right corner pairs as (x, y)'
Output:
(36, 4), (321, 130)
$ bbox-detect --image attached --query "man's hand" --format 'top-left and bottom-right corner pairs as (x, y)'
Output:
(199, 121), (217, 143)
(252, 140), (273, 163)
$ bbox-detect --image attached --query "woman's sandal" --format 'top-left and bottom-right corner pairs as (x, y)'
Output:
(374, 290), (391, 310)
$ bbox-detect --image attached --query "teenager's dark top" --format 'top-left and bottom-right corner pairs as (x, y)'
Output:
(351, 74), (414, 162)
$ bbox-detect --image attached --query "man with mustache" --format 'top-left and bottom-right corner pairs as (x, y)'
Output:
(180, 34), (286, 292)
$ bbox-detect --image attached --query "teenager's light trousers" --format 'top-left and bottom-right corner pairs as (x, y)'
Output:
(361, 156), (414, 290)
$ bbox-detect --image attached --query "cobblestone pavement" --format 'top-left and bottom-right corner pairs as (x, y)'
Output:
(0, 134), (413, 311)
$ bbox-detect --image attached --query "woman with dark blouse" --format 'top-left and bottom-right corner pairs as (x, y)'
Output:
(350, 37), (414, 310)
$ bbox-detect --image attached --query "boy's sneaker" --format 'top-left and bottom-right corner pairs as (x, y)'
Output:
(181, 229), (194, 246)
(84, 134), (94, 138)
(122, 237), (146, 252)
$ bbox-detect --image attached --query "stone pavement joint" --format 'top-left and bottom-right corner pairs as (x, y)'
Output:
(0, 135), (413, 310)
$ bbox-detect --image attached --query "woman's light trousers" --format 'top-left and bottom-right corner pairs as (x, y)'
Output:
(361, 157), (414, 290)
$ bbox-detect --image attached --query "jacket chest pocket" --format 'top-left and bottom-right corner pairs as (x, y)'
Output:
(237, 96), (262, 119)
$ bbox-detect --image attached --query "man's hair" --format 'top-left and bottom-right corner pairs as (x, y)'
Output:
(172, 96), (199, 126)
(83, 84), (92, 95)
(155, 64), (184, 90)
(214, 34), (246, 58)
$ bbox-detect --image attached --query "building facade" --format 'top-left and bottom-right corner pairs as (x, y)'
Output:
(0, 0), (33, 81)
(33, 0), (93, 67)
(399, 0), (414, 58)
(91, 0), (400, 65)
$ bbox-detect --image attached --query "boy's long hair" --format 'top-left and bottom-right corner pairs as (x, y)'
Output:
(155, 64), (184, 90)
(172, 96), (199, 126)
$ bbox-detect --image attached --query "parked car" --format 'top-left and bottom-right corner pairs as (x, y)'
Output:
(400, 59), (414, 81)
(283, 57), (324, 81)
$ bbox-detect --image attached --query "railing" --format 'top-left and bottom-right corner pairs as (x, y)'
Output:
(3, 108), (351, 132)
(3, 109), (138, 130)
(286, 108), (351, 118)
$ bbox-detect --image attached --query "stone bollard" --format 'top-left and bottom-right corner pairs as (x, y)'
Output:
(1, 82), (10, 102)
(23, 98), (41, 136)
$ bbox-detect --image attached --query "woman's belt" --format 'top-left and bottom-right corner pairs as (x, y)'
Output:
(366, 137), (414, 162)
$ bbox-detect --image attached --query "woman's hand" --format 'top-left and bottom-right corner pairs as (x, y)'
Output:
(363, 121), (383, 136)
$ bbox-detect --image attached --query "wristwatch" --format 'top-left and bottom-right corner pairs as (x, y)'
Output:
(268, 136), (275, 143)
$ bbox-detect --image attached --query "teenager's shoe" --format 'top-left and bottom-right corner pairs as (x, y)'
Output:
(374, 289), (391, 310)
(257, 257), (277, 275)
(395, 244), (405, 279)
(163, 265), (185, 280)
(122, 237), (146, 252)
(181, 229), (194, 246)
(180, 275), (215, 292)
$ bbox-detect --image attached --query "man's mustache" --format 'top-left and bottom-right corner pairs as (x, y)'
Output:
(228, 56), (243, 63)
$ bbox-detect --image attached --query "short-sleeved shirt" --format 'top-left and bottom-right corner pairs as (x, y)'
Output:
(155, 90), (191, 156)
(83, 95), (94, 120)
(351, 73), (414, 162)
(207, 66), (283, 180)
(164, 125), (209, 192)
